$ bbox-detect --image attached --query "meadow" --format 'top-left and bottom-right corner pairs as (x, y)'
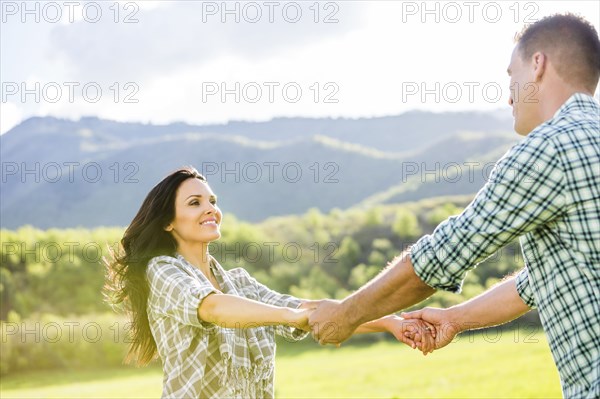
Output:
(1, 206), (555, 398)
(1, 329), (562, 399)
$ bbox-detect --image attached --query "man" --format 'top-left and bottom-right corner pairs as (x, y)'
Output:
(309, 14), (599, 398)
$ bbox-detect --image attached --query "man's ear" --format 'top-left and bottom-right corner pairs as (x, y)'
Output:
(531, 51), (547, 82)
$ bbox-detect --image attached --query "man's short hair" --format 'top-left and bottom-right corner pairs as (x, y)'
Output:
(515, 13), (600, 92)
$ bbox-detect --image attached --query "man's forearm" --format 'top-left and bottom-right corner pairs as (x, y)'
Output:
(448, 276), (531, 333)
(342, 251), (436, 327)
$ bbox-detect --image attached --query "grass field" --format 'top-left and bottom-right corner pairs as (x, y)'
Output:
(0, 329), (562, 398)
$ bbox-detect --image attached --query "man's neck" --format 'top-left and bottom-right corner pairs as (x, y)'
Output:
(538, 77), (593, 124)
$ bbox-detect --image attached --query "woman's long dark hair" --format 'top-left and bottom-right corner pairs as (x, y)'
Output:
(104, 166), (206, 366)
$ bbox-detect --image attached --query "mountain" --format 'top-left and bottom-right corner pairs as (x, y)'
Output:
(0, 112), (519, 228)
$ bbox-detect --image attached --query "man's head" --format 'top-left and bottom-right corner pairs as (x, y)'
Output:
(507, 14), (600, 135)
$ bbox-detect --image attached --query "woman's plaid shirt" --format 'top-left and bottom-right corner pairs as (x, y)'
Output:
(410, 93), (599, 398)
(146, 254), (307, 398)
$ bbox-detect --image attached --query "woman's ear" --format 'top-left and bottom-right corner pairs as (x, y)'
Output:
(164, 224), (173, 232)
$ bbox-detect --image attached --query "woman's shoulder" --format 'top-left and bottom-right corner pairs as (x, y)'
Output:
(146, 254), (183, 278)
(148, 254), (179, 268)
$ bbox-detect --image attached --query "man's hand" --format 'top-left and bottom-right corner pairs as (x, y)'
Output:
(401, 307), (463, 351)
(384, 315), (436, 355)
(298, 300), (324, 310)
(308, 299), (358, 345)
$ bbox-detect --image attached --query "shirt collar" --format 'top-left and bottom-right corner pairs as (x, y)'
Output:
(175, 252), (218, 273)
(552, 92), (600, 120)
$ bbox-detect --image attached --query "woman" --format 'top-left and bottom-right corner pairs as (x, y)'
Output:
(105, 167), (430, 398)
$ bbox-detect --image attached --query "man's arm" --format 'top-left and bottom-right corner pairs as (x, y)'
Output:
(345, 252), (435, 325)
(309, 135), (565, 345)
(308, 253), (435, 344)
(401, 276), (531, 351)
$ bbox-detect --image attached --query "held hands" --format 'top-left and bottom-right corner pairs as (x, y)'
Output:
(297, 300), (462, 356)
(400, 307), (463, 352)
(298, 299), (464, 355)
(382, 315), (437, 355)
(305, 299), (358, 345)
(291, 299), (335, 332)
(299, 299), (347, 343)
(300, 300), (437, 353)
(287, 306), (314, 332)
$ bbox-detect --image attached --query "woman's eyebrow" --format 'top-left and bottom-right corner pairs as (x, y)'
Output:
(185, 194), (203, 200)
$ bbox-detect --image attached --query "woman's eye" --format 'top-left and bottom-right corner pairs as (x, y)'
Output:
(189, 201), (199, 206)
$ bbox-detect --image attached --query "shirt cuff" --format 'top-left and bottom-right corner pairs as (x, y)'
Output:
(186, 285), (220, 327)
(515, 268), (536, 308)
(288, 326), (310, 341)
(410, 235), (463, 293)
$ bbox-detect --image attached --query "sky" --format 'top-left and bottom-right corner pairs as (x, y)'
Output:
(1, 0), (599, 134)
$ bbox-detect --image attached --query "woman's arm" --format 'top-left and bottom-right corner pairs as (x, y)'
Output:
(198, 293), (311, 330)
(356, 315), (435, 352)
(353, 315), (396, 333)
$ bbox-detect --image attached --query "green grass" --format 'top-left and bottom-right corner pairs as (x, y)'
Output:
(0, 330), (562, 398)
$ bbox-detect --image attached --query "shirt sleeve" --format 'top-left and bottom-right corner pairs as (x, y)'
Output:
(410, 135), (566, 293)
(515, 267), (536, 308)
(228, 268), (309, 341)
(146, 257), (220, 327)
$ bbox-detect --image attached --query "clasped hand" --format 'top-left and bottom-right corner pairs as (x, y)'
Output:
(299, 300), (455, 355)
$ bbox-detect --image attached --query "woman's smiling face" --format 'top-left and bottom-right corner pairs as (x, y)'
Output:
(165, 177), (222, 247)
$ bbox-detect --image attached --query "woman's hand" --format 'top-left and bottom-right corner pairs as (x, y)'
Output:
(401, 307), (463, 352)
(286, 307), (314, 332)
(383, 315), (436, 355)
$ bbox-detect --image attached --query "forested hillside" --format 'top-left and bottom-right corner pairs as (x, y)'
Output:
(1, 113), (517, 228)
(0, 195), (535, 374)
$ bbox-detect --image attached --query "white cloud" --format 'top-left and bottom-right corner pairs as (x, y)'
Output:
(1, 0), (598, 133)
(0, 102), (24, 135)
(46, 1), (365, 82)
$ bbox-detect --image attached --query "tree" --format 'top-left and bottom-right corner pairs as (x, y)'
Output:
(427, 203), (463, 226)
(328, 237), (360, 282)
(364, 206), (384, 226)
(348, 263), (380, 290)
(392, 208), (421, 239)
(290, 266), (339, 299)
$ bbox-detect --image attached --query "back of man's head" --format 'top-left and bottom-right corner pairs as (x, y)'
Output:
(516, 13), (600, 93)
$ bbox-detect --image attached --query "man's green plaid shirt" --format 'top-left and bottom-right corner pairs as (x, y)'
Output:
(411, 93), (599, 398)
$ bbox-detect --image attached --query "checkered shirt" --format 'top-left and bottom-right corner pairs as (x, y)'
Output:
(146, 254), (307, 398)
(410, 93), (599, 398)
